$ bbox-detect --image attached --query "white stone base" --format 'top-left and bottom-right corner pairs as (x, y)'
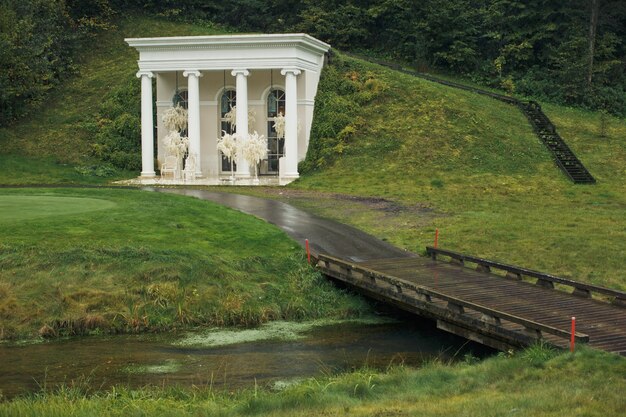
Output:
(117, 175), (296, 187)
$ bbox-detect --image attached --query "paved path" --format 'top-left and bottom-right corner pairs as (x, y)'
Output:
(149, 188), (413, 262)
(149, 188), (626, 354)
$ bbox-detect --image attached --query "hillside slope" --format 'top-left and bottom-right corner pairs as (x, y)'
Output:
(292, 54), (626, 290)
(0, 15), (228, 184)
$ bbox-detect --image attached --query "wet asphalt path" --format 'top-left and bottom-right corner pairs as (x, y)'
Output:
(149, 188), (414, 262)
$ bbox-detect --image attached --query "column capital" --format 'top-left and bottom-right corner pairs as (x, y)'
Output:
(183, 70), (203, 78)
(281, 68), (302, 76)
(136, 70), (154, 79)
(231, 69), (250, 77)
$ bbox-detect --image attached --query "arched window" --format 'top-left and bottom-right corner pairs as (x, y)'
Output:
(264, 89), (286, 175)
(267, 88), (285, 118)
(170, 89), (189, 137)
(220, 89), (236, 133)
(220, 89), (237, 172)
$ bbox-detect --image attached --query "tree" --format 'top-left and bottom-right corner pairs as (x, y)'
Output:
(588, 0), (599, 86)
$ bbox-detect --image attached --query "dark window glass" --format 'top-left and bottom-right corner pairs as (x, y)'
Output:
(220, 89), (237, 172)
(263, 89), (286, 175)
(267, 89), (285, 117)
(221, 89), (236, 117)
(173, 89), (188, 109)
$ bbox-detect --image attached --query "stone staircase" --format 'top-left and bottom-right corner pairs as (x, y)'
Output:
(521, 101), (595, 184)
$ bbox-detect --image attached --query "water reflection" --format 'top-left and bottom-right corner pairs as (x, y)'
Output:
(0, 319), (490, 399)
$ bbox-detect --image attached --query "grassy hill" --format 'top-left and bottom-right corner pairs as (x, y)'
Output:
(286, 54), (626, 291)
(0, 13), (624, 285)
(0, 13), (625, 417)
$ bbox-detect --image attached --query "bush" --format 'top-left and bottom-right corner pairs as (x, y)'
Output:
(91, 76), (143, 171)
(300, 55), (386, 173)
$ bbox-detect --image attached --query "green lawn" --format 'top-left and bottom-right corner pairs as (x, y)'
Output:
(0, 195), (116, 221)
(0, 155), (135, 185)
(0, 188), (367, 340)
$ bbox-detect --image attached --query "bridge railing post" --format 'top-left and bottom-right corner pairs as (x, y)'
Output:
(525, 327), (543, 340)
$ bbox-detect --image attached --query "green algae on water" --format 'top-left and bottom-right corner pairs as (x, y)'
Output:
(174, 317), (396, 348)
(271, 378), (304, 392)
(125, 359), (181, 375)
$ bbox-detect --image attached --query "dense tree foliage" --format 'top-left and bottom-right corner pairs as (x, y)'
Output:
(90, 76), (142, 171)
(1, 0), (624, 127)
(134, 0), (625, 115)
(0, 0), (116, 126)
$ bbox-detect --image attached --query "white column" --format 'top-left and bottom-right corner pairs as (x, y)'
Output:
(232, 69), (250, 178)
(281, 68), (301, 178)
(183, 70), (203, 177)
(137, 71), (155, 177)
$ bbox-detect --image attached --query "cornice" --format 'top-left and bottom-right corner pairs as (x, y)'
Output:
(125, 33), (330, 55)
(137, 58), (320, 73)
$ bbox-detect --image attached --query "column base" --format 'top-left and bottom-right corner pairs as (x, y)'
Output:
(140, 171), (156, 178)
(278, 157), (299, 180)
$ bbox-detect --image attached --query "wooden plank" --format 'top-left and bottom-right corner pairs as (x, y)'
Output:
(318, 254), (589, 343)
(425, 247), (626, 300)
(316, 253), (626, 354)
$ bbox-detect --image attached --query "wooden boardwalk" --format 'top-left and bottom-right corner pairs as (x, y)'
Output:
(317, 248), (626, 355)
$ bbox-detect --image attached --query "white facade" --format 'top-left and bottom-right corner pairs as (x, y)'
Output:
(126, 34), (330, 184)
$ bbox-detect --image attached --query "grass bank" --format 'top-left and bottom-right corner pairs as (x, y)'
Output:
(284, 53), (626, 291)
(1, 346), (624, 416)
(0, 188), (368, 340)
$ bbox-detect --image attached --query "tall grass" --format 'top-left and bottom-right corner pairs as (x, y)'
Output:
(2, 347), (624, 416)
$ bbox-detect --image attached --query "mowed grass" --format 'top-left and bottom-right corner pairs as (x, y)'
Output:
(2, 346), (624, 416)
(0, 188), (368, 340)
(0, 195), (116, 222)
(0, 155), (136, 185)
(289, 54), (626, 291)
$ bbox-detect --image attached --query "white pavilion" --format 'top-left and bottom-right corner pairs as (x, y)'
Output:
(125, 34), (330, 185)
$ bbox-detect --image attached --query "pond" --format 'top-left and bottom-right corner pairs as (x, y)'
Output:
(0, 318), (490, 399)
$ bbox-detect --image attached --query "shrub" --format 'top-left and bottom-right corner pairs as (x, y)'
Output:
(91, 75), (143, 170)
(300, 54), (387, 173)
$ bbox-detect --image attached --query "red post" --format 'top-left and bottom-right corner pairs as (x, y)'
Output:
(434, 228), (439, 249)
(570, 316), (576, 352)
(305, 239), (311, 264)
